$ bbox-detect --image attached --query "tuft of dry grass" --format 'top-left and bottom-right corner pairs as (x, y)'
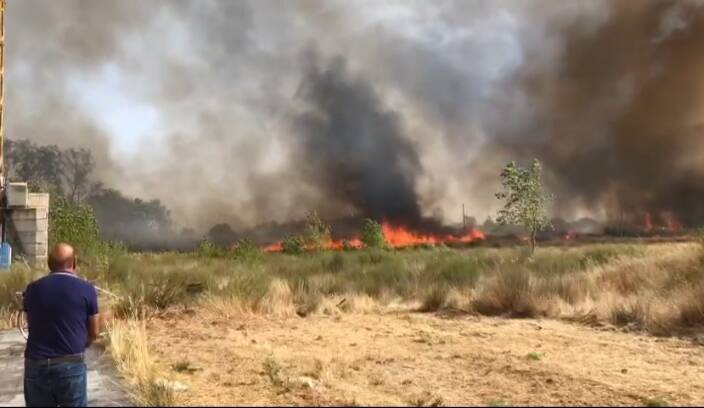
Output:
(471, 265), (555, 318)
(106, 320), (178, 406)
(256, 279), (297, 317)
(419, 285), (451, 313)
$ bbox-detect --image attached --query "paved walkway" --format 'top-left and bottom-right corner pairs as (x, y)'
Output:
(0, 331), (132, 407)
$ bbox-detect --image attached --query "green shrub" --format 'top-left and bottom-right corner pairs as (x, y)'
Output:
(232, 239), (263, 263)
(361, 218), (386, 249)
(282, 235), (305, 255)
(358, 249), (392, 265)
(49, 197), (101, 256)
(197, 240), (222, 258)
(303, 210), (331, 251)
(326, 253), (345, 273)
(354, 256), (410, 297)
(422, 256), (481, 289)
(472, 265), (550, 318)
(114, 267), (213, 318)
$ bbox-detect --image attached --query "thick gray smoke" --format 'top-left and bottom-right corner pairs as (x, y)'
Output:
(483, 0), (704, 227)
(6, 0), (704, 233)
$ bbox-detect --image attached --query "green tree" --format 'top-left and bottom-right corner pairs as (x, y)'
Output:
(231, 238), (262, 263)
(361, 218), (386, 249)
(495, 159), (553, 254)
(48, 197), (102, 256)
(303, 210), (331, 251)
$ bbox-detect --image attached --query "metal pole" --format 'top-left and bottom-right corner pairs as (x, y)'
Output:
(462, 203), (466, 230)
(0, 0), (5, 185)
(0, 0), (6, 246)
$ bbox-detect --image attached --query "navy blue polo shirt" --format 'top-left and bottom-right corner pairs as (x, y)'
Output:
(23, 272), (99, 359)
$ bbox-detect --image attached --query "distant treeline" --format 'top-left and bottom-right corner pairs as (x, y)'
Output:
(5, 139), (196, 250)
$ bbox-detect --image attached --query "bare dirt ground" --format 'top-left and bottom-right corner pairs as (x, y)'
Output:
(147, 305), (704, 406)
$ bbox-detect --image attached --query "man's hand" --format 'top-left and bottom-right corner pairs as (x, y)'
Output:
(87, 314), (100, 346)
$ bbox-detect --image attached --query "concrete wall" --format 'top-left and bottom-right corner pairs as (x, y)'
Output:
(7, 193), (49, 265)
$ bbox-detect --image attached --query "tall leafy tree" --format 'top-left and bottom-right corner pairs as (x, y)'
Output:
(61, 147), (100, 204)
(495, 159), (553, 254)
(5, 140), (64, 195)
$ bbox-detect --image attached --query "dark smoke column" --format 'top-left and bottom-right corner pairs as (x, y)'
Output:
(290, 52), (428, 228)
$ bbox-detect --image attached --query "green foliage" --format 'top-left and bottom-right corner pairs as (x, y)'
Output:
(326, 252), (345, 272)
(525, 352), (543, 361)
(282, 235), (305, 255)
(423, 256), (482, 288)
(495, 159), (553, 254)
(48, 196), (102, 256)
(197, 240), (223, 258)
(303, 210), (331, 251)
(361, 218), (386, 249)
(231, 238), (263, 263)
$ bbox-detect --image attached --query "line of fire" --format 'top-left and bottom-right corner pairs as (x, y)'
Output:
(250, 210), (688, 254)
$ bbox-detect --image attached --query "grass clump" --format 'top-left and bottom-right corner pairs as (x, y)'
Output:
(641, 397), (668, 407)
(107, 320), (177, 406)
(525, 351), (543, 361)
(263, 356), (290, 390)
(197, 240), (223, 258)
(472, 265), (552, 318)
(231, 238), (263, 263)
(419, 284), (451, 313)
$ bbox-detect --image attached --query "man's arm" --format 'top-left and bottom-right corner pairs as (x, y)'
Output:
(87, 314), (100, 346)
(86, 285), (100, 346)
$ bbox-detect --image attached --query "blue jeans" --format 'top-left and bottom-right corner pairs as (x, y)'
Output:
(24, 361), (87, 407)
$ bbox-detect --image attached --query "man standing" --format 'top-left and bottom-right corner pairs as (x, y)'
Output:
(22, 243), (101, 407)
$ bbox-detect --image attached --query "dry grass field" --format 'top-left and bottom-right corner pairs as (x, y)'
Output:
(3, 240), (704, 405)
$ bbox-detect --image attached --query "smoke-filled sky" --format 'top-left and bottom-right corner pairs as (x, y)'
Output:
(6, 0), (704, 231)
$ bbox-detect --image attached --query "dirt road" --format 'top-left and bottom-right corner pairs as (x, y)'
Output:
(148, 306), (704, 406)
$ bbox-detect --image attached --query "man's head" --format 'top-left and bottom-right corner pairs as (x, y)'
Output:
(48, 243), (77, 273)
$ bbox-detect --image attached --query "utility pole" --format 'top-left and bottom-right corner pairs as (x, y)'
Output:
(0, 0), (5, 187)
(0, 0), (8, 268)
(462, 203), (466, 230)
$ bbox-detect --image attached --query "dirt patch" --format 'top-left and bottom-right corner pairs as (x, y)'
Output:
(147, 306), (704, 406)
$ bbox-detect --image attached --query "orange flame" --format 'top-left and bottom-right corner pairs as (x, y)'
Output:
(264, 242), (283, 252)
(263, 223), (485, 252)
(264, 237), (365, 253)
(325, 238), (364, 250)
(381, 222), (484, 248)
